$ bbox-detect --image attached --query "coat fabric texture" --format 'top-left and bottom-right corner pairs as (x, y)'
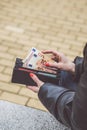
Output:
(38, 43), (87, 130)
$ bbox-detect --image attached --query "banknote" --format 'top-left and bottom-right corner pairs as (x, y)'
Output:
(23, 47), (57, 74)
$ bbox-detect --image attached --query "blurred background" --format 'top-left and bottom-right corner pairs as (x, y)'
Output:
(0, 0), (87, 111)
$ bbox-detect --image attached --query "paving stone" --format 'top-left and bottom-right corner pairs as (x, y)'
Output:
(0, 92), (28, 105)
(19, 87), (38, 99)
(0, 73), (11, 82)
(0, 66), (5, 72)
(0, 82), (20, 93)
(27, 99), (47, 111)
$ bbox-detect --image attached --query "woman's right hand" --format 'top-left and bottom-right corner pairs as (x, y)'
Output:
(42, 50), (75, 73)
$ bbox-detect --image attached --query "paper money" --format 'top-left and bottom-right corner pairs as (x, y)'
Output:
(23, 47), (57, 74)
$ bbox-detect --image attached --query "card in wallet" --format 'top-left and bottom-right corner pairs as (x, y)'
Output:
(11, 58), (61, 86)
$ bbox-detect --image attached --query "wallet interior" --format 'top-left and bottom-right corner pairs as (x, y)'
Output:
(11, 58), (61, 86)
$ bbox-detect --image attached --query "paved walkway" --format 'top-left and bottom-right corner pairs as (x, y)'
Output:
(0, 0), (87, 111)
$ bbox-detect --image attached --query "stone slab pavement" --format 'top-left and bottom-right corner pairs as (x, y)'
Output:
(0, 0), (87, 111)
(0, 0), (87, 129)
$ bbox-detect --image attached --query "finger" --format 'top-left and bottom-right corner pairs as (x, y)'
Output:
(45, 62), (58, 68)
(42, 50), (58, 56)
(51, 56), (59, 62)
(29, 73), (44, 87)
(30, 73), (41, 84)
(45, 62), (63, 69)
(51, 55), (56, 59)
(42, 50), (62, 61)
(27, 86), (39, 93)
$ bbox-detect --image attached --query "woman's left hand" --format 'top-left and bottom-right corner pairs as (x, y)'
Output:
(26, 73), (44, 93)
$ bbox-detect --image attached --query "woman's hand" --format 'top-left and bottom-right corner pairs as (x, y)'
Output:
(27, 73), (44, 93)
(42, 50), (75, 73)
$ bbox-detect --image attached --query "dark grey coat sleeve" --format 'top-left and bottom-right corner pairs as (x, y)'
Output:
(38, 83), (68, 116)
(71, 43), (87, 130)
(38, 83), (75, 126)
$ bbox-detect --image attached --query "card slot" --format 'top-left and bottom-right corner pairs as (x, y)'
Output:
(18, 68), (36, 73)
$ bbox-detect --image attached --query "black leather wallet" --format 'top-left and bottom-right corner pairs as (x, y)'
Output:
(11, 58), (61, 86)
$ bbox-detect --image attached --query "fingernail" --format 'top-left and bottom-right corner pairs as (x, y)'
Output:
(30, 73), (34, 77)
(45, 63), (50, 67)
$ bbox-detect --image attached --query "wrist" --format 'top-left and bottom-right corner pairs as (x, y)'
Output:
(38, 81), (44, 89)
(68, 62), (75, 73)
